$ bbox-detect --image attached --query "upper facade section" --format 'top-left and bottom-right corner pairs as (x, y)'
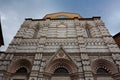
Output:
(6, 12), (120, 53)
(43, 12), (82, 19)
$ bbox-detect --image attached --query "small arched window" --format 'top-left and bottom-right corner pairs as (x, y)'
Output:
(16, 67), (28, 73)
(97, 68), (109, 74)
(54, 67), (69, 73)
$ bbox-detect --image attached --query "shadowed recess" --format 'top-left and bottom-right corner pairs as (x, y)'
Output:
(16, 67), (27, 73)
(97, 68), (109, 74)
(54, 67), (69, 73)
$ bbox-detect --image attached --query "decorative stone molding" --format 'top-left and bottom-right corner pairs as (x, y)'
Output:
(2, 12), (120, 80)
(91, 59), (118, 74)
(81, 53), (94, 80)
(7, 59), (32, 73)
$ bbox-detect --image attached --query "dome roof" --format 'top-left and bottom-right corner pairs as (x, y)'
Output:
(43, 12), (82, 19)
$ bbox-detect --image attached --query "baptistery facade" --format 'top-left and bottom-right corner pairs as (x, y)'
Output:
(0, 12), (120, 80)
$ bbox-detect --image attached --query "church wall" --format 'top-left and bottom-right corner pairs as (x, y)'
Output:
(6, 18), (120, 53)
(0, 13), (120, 80)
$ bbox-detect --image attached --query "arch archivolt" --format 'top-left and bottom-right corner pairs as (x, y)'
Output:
(51, 64), (70, 73)
(50, 62), (72, 73)
(91, 59), (118, 74)
(45, 58), (77, 74)
(7, 59), (32, 73)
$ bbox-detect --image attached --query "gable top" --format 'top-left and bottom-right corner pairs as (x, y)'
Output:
(43, 12), (82, 19)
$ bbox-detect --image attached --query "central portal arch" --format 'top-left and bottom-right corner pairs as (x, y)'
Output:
(44, 58), (78, 80)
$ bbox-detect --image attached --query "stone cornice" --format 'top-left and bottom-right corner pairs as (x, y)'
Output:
(25, 17), (101, 21)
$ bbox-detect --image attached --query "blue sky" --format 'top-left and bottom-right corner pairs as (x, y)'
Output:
(0, 0), (120, 51)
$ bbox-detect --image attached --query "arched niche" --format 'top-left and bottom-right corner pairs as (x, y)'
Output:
(45, 58), (77, 74)
(16, 67), (28, 74)
(91, 59), (118, 74)
(91, 59), (118, 80)
(7, 59), (32, 80)
(8, 59), (32, 74)
(44, 58), (78, 80)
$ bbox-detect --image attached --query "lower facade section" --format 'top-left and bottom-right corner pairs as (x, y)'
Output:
(0, 51), (120, 80)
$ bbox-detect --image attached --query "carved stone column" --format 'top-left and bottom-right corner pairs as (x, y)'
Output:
(112, 53), (120, 72)
(81, 53), (94, 80)
(29, 53), (43, 80)
(71, 74), (79, 80)
(0, 72), (4, 80)
(0, 53), (12, 80)
(44, 73), (51, 80)
(74, 18), (84, 37)
(41, 19), (49, 37)
(74, 55), (84, 80)
(103, 36), (120, 52)
(74, 19), (86, 53)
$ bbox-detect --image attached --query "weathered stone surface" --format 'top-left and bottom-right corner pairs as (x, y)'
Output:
(1, 12), (120, 80)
